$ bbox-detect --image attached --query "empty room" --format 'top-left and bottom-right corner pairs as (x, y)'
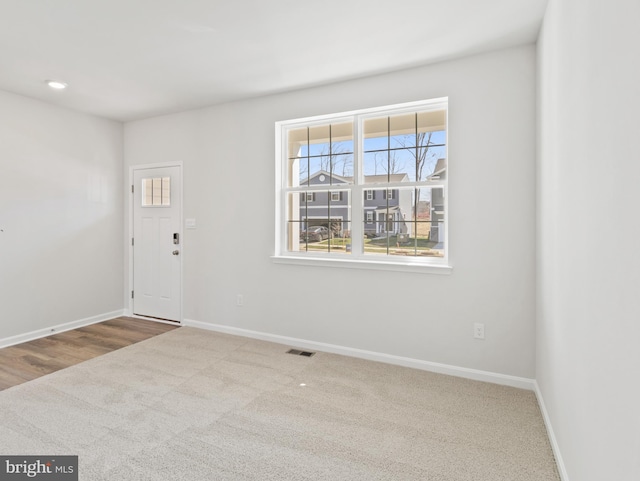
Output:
(0, 0), (638, 480)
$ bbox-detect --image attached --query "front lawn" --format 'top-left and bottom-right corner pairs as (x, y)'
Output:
(308, 235), (443, 257)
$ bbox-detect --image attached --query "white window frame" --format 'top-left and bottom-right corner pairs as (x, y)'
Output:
(331, 191), (340, 202)
(365, 190), (373, 200)
(274, 98), (451, 274)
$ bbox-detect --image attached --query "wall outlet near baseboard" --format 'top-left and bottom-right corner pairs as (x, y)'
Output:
(236, 294), (244, 307)
(473, 323), (485, 340)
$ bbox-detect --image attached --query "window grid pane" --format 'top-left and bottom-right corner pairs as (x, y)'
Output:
(142, 177), (171, 207)
(288, 191), (351, 255)
(363, 187), (444, 258)
(290, 123), (354, 188)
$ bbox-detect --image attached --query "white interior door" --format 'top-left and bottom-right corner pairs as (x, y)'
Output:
(132, 165), (181, 321)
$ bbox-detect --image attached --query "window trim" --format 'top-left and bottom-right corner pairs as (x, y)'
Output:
(271, 254), (452, 274)
(274, 98), (450, 273)
(366, 211), (374, 223)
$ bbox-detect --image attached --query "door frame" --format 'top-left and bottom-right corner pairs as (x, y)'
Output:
(127, 161), (184, 324)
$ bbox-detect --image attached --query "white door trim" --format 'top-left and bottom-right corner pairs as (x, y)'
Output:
(128, 161), (184, 323)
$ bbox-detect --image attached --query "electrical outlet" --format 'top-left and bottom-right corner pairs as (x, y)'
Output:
(236, 294), (244, 307)
(473, 323), (485, 340)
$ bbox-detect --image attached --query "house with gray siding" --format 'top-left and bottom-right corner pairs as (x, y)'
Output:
(299, 171), (412, 238)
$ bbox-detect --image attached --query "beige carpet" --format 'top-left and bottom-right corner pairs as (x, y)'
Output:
(0, 327), (559, 480)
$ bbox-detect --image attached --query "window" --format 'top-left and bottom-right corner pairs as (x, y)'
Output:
(276, 98), (448, 271)
(142, 177), (171, 206)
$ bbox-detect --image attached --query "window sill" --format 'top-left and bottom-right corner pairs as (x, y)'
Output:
(271, 255), (452, 275)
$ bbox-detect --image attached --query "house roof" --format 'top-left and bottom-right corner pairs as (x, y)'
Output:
(364, 174), (409, 184)
(300, 170), (350, 185)
(374, 206), (400, 213)
(300, 171), (410, 185)
(429, 158), (447, 180)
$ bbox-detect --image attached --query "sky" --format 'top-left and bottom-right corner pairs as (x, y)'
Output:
(297, 130), (446, 181)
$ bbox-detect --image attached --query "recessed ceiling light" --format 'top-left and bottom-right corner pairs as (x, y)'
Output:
(46, 80), (68, 90)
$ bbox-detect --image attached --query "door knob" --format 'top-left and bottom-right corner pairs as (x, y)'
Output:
(172, 250), (180, 255)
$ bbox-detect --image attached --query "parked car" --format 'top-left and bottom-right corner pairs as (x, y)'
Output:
(301, 226), (329, 242)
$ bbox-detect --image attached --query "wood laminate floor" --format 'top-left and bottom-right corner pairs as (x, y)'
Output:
(0, 317), (179, 391)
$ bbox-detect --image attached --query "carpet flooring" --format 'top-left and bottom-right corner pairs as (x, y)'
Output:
(0, 327), (560, 480)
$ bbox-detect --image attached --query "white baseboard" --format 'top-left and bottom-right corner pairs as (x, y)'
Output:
(182, 319), (535, 390)
(534, 381), (570, 481)
(0, 310), (126, 349)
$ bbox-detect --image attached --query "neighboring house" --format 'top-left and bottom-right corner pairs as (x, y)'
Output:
(298, 171), (351, 236)
(298, 170), (412, 238)
(428, 158), (446, 243)
(362, 174), (412, 237)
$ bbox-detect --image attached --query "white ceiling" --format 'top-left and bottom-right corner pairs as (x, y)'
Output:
(0, 0), (548, 122)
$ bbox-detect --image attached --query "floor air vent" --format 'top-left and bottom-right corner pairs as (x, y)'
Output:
(287, 349), (316, 357)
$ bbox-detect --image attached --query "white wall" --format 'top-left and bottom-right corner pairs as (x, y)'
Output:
(0, 90), (124, 339)
(125, 45), (537, 378)
(537, 0), (640, 480)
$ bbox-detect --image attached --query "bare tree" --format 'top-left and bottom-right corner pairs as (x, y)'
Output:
(298, 142), (353, 181)
(387, 132), (442, 235)
(408, 132), (440, 181)
(373, 150), (405, 175)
